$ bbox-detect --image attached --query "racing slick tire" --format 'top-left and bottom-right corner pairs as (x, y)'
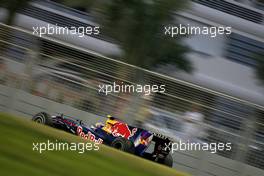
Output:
(143, 153), (173, 167)
(32, 112), (52, 125)
(161, 154), (173, 167)
(110, 137), (135, 153)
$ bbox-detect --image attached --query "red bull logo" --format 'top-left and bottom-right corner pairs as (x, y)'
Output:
(77, 126), (103, 144)
(111, 122), (137, 139)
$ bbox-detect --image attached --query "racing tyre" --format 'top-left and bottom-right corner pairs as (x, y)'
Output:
(161, 154), (173, 167)
(110, 137), (135, 153)
(32, 112), (52, 125)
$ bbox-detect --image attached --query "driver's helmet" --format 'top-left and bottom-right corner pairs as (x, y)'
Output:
(102, 115), (118, 133)
(106, 115), (118, 125)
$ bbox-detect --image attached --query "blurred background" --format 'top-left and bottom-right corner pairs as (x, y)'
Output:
(0, 0), (263, 176)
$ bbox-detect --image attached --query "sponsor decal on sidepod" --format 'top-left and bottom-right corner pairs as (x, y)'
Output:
(111, 122), (137, 139)
(77, 126), (103, 144)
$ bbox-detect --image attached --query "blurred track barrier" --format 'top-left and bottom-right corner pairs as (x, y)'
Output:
(0, 23), (264, 176)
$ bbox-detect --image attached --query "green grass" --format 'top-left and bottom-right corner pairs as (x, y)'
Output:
(0, 113), (189, 176)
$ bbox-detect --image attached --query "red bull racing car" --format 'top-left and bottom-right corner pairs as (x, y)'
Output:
(32, 112), (173, 167)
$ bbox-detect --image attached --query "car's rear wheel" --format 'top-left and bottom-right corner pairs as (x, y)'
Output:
(143, 153), (173, 167)
(160, 154), (173, 167)
(32, 112), (52, 125)
(110, 137), (135, 153)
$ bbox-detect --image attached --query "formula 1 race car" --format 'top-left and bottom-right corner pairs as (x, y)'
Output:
(32, 112), (173, 167)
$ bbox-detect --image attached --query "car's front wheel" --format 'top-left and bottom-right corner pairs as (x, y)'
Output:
(32, 112), (52, 125)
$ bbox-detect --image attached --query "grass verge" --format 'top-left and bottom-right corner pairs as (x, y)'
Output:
(0, 113), (189, 176)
